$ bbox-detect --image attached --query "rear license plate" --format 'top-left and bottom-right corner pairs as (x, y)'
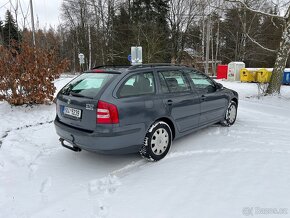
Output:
(63, 106), (82, 118)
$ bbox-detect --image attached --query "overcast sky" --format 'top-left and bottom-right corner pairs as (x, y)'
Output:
(0, 0), (62, 29)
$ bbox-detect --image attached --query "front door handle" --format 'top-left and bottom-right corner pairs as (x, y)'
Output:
(201, 95), (206, 102)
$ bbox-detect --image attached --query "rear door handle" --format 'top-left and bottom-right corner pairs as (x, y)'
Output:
(166, 100), (173, 106)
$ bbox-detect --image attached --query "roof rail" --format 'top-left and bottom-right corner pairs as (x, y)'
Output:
(128, 63), (189, 70)
(92, 65), (130, 69)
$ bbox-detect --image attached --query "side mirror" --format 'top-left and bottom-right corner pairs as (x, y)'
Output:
(216, 83), (223, 90)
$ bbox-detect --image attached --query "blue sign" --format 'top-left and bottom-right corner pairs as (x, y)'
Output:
(128, 54), (131, 62)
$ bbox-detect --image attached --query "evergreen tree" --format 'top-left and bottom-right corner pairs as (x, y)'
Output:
(258, 8), (283, 67)
(3, 10), (20, 47)
(112, 5), (134, 65)
(131, 0), (170, 63)
(220, 7), (262, 66)
(0, 20), (4, 45)
(219, 4), (282, 68)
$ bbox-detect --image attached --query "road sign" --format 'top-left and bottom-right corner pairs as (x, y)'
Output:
(131, 46), (142, 65)
(78, 53), (85, 64)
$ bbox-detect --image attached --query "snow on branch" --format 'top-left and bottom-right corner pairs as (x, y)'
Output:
(226, 0), (286, 20)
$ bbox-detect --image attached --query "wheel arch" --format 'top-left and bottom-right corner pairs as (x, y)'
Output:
(154, 117), (176, 140)
(231, 97), (238, 107)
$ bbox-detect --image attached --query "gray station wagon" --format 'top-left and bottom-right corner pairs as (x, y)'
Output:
(54, 64), (238, 161)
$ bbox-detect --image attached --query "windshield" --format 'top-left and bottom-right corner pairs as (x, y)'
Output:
(61, 73), (116, 99)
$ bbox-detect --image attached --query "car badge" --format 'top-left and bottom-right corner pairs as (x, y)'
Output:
(67, 99), (71, 104)
(86, 104), (94, 110)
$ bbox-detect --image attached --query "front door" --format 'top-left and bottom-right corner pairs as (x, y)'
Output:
(184, 69), (228, 126)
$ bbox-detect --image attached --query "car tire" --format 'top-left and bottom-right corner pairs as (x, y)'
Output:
(221, 100), (237, 127)
(140, 121), (172, 161)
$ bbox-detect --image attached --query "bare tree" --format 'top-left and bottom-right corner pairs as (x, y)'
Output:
(226, 0), (290, 95)
(61, 0), (96, 69)
(168, 0), (206, 64)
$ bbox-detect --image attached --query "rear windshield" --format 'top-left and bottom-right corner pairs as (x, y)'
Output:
(60, 73), (116, 99)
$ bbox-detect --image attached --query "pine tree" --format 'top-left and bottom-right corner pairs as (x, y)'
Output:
(220, 7), (262, 66)
(0, 20), (4, 45)
(112, 5), (134, 65)
(3, 10), (20, 47)
(131, 0), (170, 63)
(259, 8), (283, 67)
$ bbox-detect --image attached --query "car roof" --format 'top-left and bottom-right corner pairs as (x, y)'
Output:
(128, 63), (189, 70)
(89, 64), (191, 74)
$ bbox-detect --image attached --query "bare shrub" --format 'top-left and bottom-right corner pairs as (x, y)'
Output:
(257, 82), (269, 98)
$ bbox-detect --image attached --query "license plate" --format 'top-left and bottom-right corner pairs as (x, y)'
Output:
(63, 106), (82, 118)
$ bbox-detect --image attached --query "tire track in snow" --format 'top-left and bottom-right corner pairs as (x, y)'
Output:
(0, 131), (9, 148)
(13, 120), (54, 131)
(88, 160), (148, 217)
(166, 148), (290, 159)
(238, 100), (290, 122)
(118, 148), (290, 175)
(40, 177), (52, 193)
(95, 147), (290, 182)
(87, 147), (290, 217)
(0, 120), (54, 149)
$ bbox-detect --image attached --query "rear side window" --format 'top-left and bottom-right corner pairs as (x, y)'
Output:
(61, 73), (115, 98)
(158, 70), (190, 93)
(118, 72), (155, 97)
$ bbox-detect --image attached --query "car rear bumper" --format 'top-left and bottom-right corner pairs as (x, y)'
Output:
(54, 118), (145, 154)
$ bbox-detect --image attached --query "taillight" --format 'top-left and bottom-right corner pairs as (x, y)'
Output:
(97, 100), (119, 124)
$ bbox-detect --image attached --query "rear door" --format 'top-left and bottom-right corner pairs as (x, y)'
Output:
(184, 69), (228, 126)
(113, 71), (157, 126)
(56, 72), (117, 131)
(157, 69), (200, 132)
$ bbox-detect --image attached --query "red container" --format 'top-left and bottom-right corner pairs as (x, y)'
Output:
(217, 65), (228, 79)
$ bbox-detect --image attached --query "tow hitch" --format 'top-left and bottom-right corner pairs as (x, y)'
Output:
(59, 138), (82, 152)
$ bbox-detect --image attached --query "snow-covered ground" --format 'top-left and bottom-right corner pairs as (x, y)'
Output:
(1, 77), (290, 218)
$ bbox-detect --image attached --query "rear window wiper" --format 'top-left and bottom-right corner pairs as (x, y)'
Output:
(69, 91), (93, 99)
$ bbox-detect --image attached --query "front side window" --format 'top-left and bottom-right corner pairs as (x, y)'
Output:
(186, 70), (216, 93)
(119, 72), (155, 97)
(158, 70), (190, 93)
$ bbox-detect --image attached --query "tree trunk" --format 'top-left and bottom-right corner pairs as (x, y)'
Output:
(205, 17), (210, 75)
(88, 25), (92, 69)
(266, 21), (290, 95)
